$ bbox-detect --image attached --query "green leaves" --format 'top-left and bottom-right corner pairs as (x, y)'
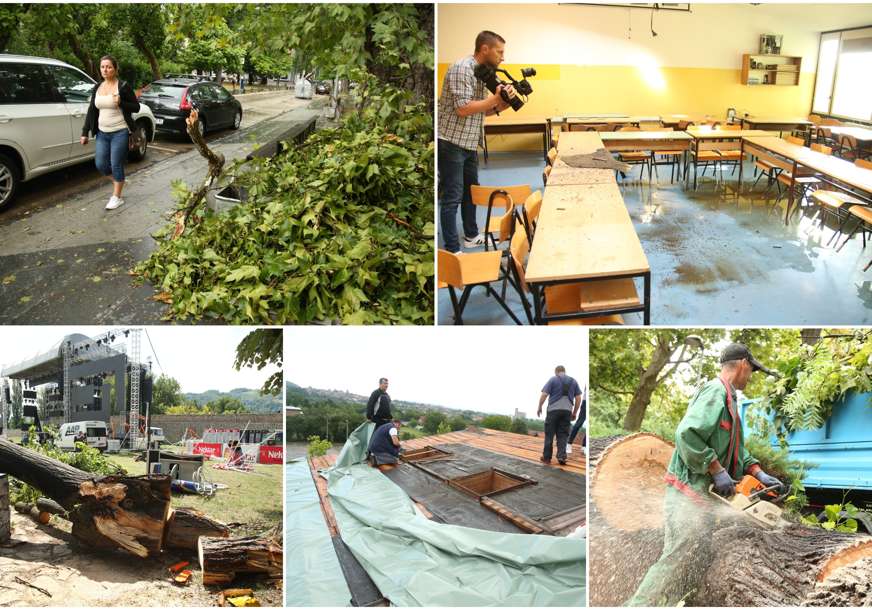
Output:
(135, 89), (433, 324)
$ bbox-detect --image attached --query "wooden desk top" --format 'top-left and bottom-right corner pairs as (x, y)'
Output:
(566, 116), (662, 125)
(743, 117), (813, 126)
(824, 125), (872, 142)
(484, 115), (547, 128)
(547, 162), (616, 186)
(687, 128), (772, 139)
(744, 136), (872, 193)
(600, 131), (693, 142)
(525, 183), (650, 283)
(556, 131), (604, 156)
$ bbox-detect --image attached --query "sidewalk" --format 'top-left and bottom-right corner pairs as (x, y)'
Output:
(0, 104), (323, 324)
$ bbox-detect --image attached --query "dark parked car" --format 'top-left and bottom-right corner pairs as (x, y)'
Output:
(138, 78), (242, 138)
(315, 80), (332, 95)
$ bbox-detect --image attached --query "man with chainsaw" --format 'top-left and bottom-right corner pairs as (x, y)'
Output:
(627, 343), (783, 606)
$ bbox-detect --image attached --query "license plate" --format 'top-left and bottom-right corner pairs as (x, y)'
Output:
(155, 118), (164, 125)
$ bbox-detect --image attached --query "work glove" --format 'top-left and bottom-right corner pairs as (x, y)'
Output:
(754, 470), (784, 492)
(712, 468), (737, 497)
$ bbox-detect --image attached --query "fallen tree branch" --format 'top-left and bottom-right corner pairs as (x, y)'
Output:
(14, 577), (51, 598)
(173, 109), (226, 239)
(199, 526), (283, 586)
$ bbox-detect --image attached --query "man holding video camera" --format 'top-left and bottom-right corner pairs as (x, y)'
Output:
(438, 30), (516, 253)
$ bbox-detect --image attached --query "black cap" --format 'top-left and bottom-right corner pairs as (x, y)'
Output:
(720, 343), (778, 377)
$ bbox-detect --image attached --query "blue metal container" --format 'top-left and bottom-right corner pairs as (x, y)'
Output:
(741, 392), (872, 491)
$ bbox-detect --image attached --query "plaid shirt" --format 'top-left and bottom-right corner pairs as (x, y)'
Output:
(438, 55), (488, 151)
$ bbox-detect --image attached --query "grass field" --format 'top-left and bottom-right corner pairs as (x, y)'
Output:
(107, 453), (282, 537)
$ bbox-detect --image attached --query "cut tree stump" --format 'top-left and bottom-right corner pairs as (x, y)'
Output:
(199, 527), (283, 586)
(588, 433), (872, 606)
(0, 439), (171, 558)
(164, 507), (230, 551)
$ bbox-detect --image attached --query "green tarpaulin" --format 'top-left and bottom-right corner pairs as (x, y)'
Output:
(324, 423), (586, 606)
(286, 459), (352, 606)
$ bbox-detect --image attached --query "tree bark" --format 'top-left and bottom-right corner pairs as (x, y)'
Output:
(199, 527), (283, 586)
(164, 507), (230, 551)
(134, 36), (162, 81)
(588, 434), (872, 606)
(0, 439), (171, 558)
(622, 338), (677, 431)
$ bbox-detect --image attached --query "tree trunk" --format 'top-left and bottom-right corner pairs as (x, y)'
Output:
(622, 339), (674, 431)
(198, 527), (283, 586)
(164, 507), (230, 551)
(588, 433), (872, 606)
(0, 439), (171, 558)
(134, 37), (162, 81)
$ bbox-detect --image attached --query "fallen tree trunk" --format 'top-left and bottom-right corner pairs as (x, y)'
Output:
(0, 439), (171, 558)
(199, 527), (282, 586)
(164, 507), (230, 551)
(589, 433), (872, 606)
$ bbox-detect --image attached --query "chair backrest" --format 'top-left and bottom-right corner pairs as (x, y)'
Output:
(677, 120), (692, 131)
(524, 191), (543, 224)
(821, 118), (841, 126)
(437, 249), (463, 288)
(808, 114), (822, 124)
(594, 123), (618, 132)
(650, 127), (674, 132)
(508, 223), (530, 293)
(721, 123), (742, 131)
(547, 147), (558, 166)
(542, 165), (552, 186)
(857, 158), (872, 171)
(811, 143), (832, 155)
(639, 120), (662, 130)
(619, 126), (641, 132)
(497, 205), (516, 243)
(785, 135), (805, 146)
(469, 184), (532, 210)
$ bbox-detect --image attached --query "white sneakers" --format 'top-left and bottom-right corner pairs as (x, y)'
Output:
(566, 444), (572, 454)
(463, 233), (485, 248)
(105, 195), (125, 210)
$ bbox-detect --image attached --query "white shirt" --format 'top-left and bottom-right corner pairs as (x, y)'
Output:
(95, 82), (127, 133)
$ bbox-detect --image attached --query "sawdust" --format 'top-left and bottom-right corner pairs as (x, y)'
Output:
(0, 513), (282, 607)
(803, 556), (872, 607)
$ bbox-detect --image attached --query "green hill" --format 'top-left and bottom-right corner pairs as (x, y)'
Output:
(183, 387), (281, 413)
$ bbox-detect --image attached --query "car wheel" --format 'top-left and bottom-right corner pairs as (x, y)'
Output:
(0, 152), (21, 209)
(190, 117), (206, 141)
(232, 110), (242, 130)
(128, 122), (149, 162)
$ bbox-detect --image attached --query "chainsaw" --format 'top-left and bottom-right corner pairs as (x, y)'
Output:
(709, 474), (790, 528)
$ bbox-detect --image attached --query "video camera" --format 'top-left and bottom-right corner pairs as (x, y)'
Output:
(473, 64), (536, 112)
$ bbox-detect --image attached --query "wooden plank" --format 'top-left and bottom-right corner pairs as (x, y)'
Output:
(480, 496), (546, 534)
(308, 457), (339, 537)
(686, 128), (773, 139)
(526, 183), (650, 282)
(540, 506), (586, 534)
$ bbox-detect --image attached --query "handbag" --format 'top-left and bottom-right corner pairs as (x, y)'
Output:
(128, 128), (141, 152)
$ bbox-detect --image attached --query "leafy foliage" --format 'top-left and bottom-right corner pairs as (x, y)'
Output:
(754, 330), (872, 441)
(152, 374), (182, 414)
(480, 414), (513, 432)
(10, 430), (127, 505)
(307, 435), (331, 458)
(801, 497), (860, 533)
(436, 420), (451, 435)
(235, 329), (283, 395)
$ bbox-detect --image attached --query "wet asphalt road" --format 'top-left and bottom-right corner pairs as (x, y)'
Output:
(0, 91), (326, 324)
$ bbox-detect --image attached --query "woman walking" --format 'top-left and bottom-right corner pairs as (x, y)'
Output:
(80, 55), (140, 210)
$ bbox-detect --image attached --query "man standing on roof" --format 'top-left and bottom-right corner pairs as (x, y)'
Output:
(627, 343), (784, 606)
(366, 378), (393, 429)
(368, 420), (402, 467)
(438, 30), (516, 253)
(537, 365), (582, 465)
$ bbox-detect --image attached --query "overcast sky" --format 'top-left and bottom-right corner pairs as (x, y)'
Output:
(0, 326), (280, 394)
(284, 327), (587, 420)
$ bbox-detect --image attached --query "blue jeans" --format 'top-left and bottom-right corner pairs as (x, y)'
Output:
(569, 398), (586, 445)
(438, 139), (479, 252)
(95, 129), (128, 182)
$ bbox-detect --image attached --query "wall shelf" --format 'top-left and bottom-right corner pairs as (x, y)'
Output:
(741, 53), (801, 86)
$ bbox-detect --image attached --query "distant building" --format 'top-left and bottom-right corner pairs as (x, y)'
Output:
(286, 406), (303, 417)
(513, 408), (526, 420)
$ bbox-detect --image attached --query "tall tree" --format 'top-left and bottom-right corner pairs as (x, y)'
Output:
(152, 374), (182, 414)
(116, 4), (167, 81)
(235, 329), (282, 396)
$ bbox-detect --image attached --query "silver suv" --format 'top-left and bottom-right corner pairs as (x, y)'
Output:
(0, 54), (157, 208)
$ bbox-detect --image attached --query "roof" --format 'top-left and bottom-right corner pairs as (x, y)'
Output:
(1, 333), (124, 381)
(0, 54), (76, 68)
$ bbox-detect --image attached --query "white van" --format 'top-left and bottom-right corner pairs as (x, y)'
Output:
(58, 421), (109, 452)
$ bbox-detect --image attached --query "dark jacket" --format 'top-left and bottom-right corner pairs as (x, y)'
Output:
(81, 80), (140, 137)
(368, 422), (399, 457)
(366, 389), (392, 423)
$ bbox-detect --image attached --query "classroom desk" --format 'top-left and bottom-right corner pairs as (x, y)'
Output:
(483, 116), (548, 163)
(685, 128), (773, 189)
(600, 131), (694, 152)
(818, 125), (872, 159)
(547, 160), (616, 186)
(741, 136), (872, 224)
(525, 182), (651, 324)
(740, 117), (813, 136)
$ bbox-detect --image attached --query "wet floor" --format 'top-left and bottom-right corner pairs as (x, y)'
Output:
(437, 151), (872, 325)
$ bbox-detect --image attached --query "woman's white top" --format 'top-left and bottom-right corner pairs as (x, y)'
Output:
(95, 82), (127, 133)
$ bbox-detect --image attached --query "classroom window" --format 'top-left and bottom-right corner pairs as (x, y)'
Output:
(812, 27), (872, 121)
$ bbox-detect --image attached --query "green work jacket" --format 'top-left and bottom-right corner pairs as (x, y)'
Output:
(665, 377), (758, 496)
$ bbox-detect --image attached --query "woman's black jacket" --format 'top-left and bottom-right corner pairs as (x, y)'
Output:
(81, 80), (141, 137)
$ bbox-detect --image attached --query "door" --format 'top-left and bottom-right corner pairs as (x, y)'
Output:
(189, 85), (216, 127)
(43, 63), (98, 162)
(211, 84), (235, 127)
(0, 62), (75, 175)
